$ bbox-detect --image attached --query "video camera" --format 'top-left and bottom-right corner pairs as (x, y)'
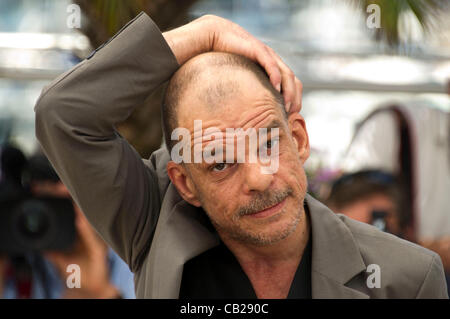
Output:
(0, 145), (76, 254)
(0, 196), (76, 254)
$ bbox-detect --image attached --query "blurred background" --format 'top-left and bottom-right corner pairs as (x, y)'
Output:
(0, 0), (449, 298)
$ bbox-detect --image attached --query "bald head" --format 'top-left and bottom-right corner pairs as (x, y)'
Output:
(162, 52), (285, 151)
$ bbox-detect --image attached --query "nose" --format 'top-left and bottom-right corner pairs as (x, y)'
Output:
(241, 162), (274, 194)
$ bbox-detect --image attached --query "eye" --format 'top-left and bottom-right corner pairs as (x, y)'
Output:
(264, 138), (279, 150)
(212, 163), (229, 172)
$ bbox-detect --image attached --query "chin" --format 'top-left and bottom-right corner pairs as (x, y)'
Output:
(240, 210), (302, 246)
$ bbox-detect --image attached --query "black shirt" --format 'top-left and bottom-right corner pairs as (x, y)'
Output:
(179, 234), (312, 298)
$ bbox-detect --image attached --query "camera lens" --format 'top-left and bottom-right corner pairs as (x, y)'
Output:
(17, 200), (50, 239)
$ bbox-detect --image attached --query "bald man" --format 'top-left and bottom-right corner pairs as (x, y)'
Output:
(35, 12), (447, 299)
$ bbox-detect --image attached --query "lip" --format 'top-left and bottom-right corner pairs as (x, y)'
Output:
(246, 198), (287, 219)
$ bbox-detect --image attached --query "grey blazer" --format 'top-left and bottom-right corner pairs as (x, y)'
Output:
(34, 12), (448, 299)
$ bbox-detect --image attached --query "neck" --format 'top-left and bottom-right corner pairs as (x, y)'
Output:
(219, 206), (310, 298)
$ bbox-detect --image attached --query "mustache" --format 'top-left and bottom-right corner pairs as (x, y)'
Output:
(237, 187), (293, 216)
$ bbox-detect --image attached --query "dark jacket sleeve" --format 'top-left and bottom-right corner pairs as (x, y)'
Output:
(34, 12), (179, 271)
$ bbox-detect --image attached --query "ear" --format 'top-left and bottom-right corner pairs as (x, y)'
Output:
(166, 161), (202, 207)
(287, 113), (310, 164)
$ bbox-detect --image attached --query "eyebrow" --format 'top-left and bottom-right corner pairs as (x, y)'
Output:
(191, 117), (284, 161)
(205, 119), (283, 157)
(264, 119), (284, 131)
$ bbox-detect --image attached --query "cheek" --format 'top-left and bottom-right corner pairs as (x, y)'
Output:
(197, 182), (239, 220)
(278, 151), (308, 195)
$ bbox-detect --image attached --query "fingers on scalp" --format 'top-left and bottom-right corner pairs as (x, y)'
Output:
(295, 77), (303, 111)
(265, 46), (284, 90)
(280, 67), (296, 109)
(264, 46), (301, 112)
(258, 47), (281, 91)
(295, 77), (303, 92)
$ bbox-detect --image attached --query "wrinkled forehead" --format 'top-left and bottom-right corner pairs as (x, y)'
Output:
(176, 68), (284, 132)
(173, 88), (286, 168)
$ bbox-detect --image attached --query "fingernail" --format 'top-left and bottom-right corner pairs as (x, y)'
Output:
(285, 102), (291, 112)
(276, 83), (281, 92)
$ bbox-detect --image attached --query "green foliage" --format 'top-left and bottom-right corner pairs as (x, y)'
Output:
(88, 0), (148, 35)
(349, 0), (446, 47)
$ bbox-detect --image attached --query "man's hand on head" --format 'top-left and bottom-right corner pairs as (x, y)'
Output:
(163, 14), (302, 113)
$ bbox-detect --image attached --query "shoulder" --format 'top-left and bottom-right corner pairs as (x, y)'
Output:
(339, 213), (433, 261)
(338, 214), (447, 298)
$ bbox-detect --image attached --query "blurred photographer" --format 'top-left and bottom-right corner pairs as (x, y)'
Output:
(0, 149), (135, 298)
(0, 257), (4, 296)
(0, 144), (34, 298)
(326, 170), (403, 237)
(341, 101), (450, 293)
(326, 169), (450, 294)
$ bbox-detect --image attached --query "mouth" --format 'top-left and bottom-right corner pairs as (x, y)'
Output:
(245, 198), (287, 219)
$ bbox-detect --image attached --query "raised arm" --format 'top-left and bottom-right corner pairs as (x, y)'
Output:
(35, 12), (178, 271)
(35, 12), (301, 272)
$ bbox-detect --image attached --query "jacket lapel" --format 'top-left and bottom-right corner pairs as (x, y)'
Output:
(149, 190), (369, 298)
(306, 194), (369, 299)
(147, 184), (219, 298)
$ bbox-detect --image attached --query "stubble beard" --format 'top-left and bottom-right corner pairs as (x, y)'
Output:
(204, 187), (305, 247)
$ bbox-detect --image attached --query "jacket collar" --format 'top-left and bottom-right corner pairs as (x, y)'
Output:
(148, 189), (368, 298)
(147, 184), (219, 298)
(306, 194), (369, 298)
